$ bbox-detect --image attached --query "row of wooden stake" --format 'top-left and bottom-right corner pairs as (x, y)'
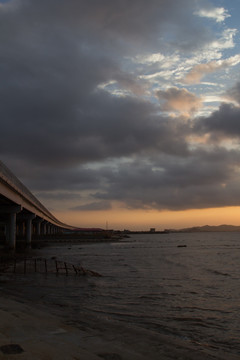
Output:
(0, 257), (101, 276)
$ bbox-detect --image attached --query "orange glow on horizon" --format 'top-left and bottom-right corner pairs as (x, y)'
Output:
(53, 206), (240, 231)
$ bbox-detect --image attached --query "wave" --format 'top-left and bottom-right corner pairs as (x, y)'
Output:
(206, 268), (232, 277)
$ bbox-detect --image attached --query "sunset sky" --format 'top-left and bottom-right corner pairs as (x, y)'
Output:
(1, 0), (240, 230)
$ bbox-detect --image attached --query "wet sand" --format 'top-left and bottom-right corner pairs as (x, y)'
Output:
(0, 244), (239, 360)
(0, 284), (239, 360)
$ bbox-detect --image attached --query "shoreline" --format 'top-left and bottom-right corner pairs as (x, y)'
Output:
(1, 290), (237, 360)
(0, 244), (239, 360)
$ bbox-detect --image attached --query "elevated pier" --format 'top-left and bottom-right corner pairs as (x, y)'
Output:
(0, 161), (74, 251)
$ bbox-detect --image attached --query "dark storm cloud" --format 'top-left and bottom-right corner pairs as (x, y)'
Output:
(226, 81), (240, 105)
(195, 103), (240, 138)
(70, 201), (112, 211)
(40, 145), (240, 211)
(36, 191), (82, 202)
(3, 159), (104, 191)
(8, 0), (211, 52)
(90, 148), (240, 210)
(0, 91), (190, 167)
(0, 0), (213, 167)
(2, 0), (237, 213)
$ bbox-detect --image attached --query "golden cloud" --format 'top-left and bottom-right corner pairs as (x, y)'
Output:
(183, 55), (240, 84)
(156, 87), (202, 116)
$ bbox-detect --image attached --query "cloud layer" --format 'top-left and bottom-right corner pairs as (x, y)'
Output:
(1, 0), (240, 216)
(156, 87), (202, 116)
(183, 55), (240, 84)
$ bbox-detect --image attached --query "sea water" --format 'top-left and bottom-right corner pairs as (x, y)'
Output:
(3, 232), (240, 357)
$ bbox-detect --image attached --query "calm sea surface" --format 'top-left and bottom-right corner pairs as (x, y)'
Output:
(3, 232), (240, 357)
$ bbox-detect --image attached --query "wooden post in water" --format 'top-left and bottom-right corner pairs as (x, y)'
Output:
(64, 262), (68, 276)
(72, 264), (78, 274)
(55, 260), (59, 274)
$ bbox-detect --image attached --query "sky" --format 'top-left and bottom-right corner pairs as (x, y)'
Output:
(1, 0), (240, 230)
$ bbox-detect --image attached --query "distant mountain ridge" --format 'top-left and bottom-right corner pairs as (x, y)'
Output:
(179, 225), (240, 232)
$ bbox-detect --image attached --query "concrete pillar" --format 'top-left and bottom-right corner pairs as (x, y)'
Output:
(5, 223), (9, 243)
(43, 222), (47, 235)
(17, 212), (36, 247)
(17, 221), (25, 237)
(8, 212), (16, 250)
(25, 214), (36, 247)
(35, 219), (43, 235)
(41, 221), (47, 235)
(36, 221), (41, 235)
(47, 224), (51, 235)
(0, 205), (22, 251)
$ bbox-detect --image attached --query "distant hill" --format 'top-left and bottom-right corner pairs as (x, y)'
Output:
(179, 225), (240, 232)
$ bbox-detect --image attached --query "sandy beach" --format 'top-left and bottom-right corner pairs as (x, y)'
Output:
(0, 241), (239, 360)
(0, 275), (239, 360)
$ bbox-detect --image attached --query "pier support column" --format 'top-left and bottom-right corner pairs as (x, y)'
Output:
(17, 221), (25, 237)
(34, 218), (43, 236)
(17, 212), (36, 248)
(47, 224), (51, 235)
(0, 205), (22, 251)
(41, 221), (47, 235)
(25, 214), (36, 247)
(8, 212), (16, 250)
